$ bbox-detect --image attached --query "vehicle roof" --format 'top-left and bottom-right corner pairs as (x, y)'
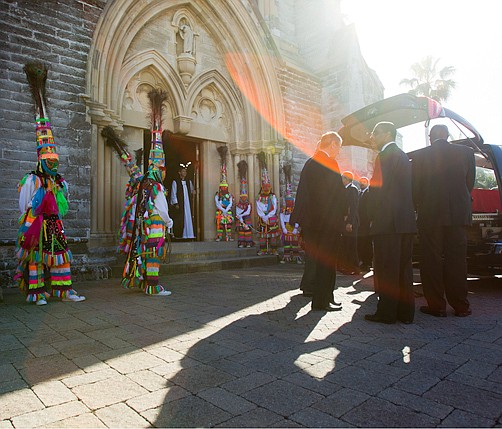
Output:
(338, 93), (484, 151)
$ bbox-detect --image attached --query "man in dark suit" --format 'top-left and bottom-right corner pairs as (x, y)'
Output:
(290, 131), (349, 312)
(365, 122), (417, 324)
(357, 177), (373, 272)
(412, 124), (475, 317)
(338, 171), (360, 275)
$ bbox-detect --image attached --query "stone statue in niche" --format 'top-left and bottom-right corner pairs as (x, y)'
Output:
(179, 24), (194, 55)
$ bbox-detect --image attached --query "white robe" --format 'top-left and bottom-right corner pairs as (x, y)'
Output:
(170, 180), (195, 238)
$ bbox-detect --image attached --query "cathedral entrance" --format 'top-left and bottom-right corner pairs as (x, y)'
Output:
(143, 131), (203, 241)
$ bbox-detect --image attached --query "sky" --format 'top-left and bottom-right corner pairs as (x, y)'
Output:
(340, 0), (502, 151)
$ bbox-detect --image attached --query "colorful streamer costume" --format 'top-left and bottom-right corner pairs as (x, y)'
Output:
(235, 160), (254, 248)
(119, 90), (173, 296)
(15, 64), (85, 305)
(256, 152), (280, 255)
(215, 146), (234, 241)
(279, 164), (302, 264)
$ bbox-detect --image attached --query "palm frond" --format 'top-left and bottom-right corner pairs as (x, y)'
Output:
(237, 160), (248, 179)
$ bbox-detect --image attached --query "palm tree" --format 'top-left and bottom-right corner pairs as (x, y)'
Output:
(400, 56), (456, 102)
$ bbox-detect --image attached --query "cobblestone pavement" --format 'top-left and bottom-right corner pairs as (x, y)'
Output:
(1, 265), (501, 428)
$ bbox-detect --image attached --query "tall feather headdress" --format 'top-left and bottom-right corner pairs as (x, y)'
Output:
(217, 145), (228, 187)
(24, 63), (58, 173)
(237, 160), (248, 196)
(283, 163), (293, 200)
(147, 88), (168, 175)
(257, 151), (270, 187)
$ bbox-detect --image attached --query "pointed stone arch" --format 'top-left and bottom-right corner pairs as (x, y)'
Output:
(84, 0), (285, 243)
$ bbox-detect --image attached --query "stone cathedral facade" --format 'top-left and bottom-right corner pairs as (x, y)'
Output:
(0, 0), (383, 280)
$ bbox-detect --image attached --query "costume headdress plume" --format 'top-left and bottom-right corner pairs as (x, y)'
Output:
(147, 88), (168, 179)
(237, 160), (248, 196)
(24, 63), (59, 175)
(217, 145), (228, 187)
(283, 163), (293, 200)
(101, 126), (143, 184)
(257, 151), (270, 187)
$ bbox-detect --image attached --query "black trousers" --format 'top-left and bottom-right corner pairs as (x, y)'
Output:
(357, 234), (373, 268)
(373, 233), (415, 322)
(300, 252), (316, 294)
(303, 227), (341, 307)
(419, 225), (470, 312)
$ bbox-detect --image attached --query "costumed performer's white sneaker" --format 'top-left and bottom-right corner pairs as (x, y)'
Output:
(62, 294), (86, 302)
(36, 298), (48, 306)
(154, 290), (172, 296)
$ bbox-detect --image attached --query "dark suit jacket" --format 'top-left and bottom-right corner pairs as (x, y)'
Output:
(290, 151), (346, 236)
(343, 183), (359, 236)
(412, 139), (475, 228)
(369, 143), (417, 235)
(358, 187), (371, 236)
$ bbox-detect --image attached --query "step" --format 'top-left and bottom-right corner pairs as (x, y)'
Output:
(110, 254), (279, 277)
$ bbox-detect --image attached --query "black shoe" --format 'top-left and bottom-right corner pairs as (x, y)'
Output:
(312, 303), (342, 312)
(399, 318), (413, 325)
(420, 306), (447, 318)
(454, 309), (472, 317)
(330, 300), (342, 306)
(364, 314), (395, 324)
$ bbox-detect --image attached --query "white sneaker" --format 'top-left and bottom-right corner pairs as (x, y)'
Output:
(62, 294), (86, 302)
(153, 290), (172, 296)
(36, 298), (48, 306)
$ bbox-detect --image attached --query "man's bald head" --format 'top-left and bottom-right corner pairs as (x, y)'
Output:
(430, 124), (449, 143)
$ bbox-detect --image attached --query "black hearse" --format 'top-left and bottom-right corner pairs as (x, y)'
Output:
(338, 93), (502, 274)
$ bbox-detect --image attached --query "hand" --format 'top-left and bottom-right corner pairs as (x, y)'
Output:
(292, 228), (298, 235)
(345, 223), (353, 233)
(282, 228), (288, 234)
(175, 204), (180, 210)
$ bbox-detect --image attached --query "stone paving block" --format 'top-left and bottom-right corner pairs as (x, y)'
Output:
(11, 400), (90, 428)
(46, 412), (107, 427)
(0, 364), (21, 383)
(141, 394), (231, 428)
(0, 347), (31, 365)
(448, 341), (502, 365)
(0, 420), (14, 428)
(378, 387), (453, 419)
(488, 366), (502, 383)
(325, 363), (401, 395)
(198, 387), (257, 415)
(246, 335), (300, 354)
(424, 380), (502, 419)
(96, 335), (132, 350)
(312, 387), (370, 418)
(342, 396), (439, 427)
(126, 369), (172, 392)
(209, 358), (255, 378)
(71, 354), (109, 372)
(438, 409), (497, 428)
(0, 378), (28, 395)
(27, 343), (59, 358)
(0, 334), (25, 351)
(447, 371), (502, 395)
(226, 347), (272, 364)
(0, 387), (45, 419)
(390, 350), (463, 378)
(126, 386), (190, 413)
(150, 357), (202, 378)
(298, 357), (346, 379)
(214, 406), (284, 428)
(17, 354), (84, 385)
(105, 350), (166, 374)
(289, 407), (353, 428)
(242, 379), (323, 417)
(168, 363), (235, 393)
(94, 402), (151, 428)
(185, 342), (239, 364)
(62, 368), (121, 388)
(467, 326), (502, 343)
(393, 371), (441, 395)
(455, 359), (498, 379)
(147, 346), (186, 363)
(32, 380), (78, 407)
(221, 371), (276, 395)
(72, 375), (149, 410)
(244, 350), (304, 378)
(284, 371), (343, 396)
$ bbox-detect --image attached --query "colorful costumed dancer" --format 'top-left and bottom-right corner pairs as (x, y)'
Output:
(256, 152), (280, 255)
(121, 89), (173, 296)
(235, 160), (254, 248)
(280, 164), (302, 264)
(15, 63), (85, 305)
(215, 146), (234, 241)
(100, 126), (144, 256)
